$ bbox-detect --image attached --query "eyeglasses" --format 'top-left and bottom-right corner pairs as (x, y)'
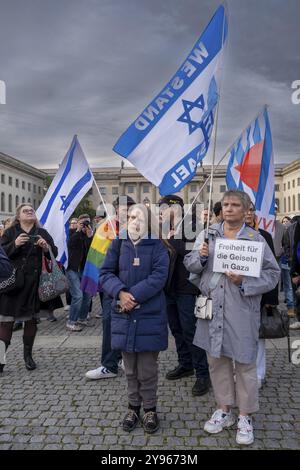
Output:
(22, 209), (35, 214)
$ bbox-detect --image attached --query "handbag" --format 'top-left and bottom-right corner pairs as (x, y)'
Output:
(0, 267), (25, 294)
(193, 272), (222, 321)
(259, 305), (289, 339)
(194, 295), (213, 320)
(0, 243), (34, 295)
(38, 247), (69, 302)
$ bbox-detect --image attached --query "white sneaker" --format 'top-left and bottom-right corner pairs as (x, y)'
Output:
(64, 305), (70, 312)
(236, 415), (254, 445)
(118, 359), (125, 371)
(204, 409), (235, 434)
(0, 340), (6, 365)
(257, 378), (262, 389)
(85, 366), (117, 380)
(290, 321), (300, 330)
(66, 322), (83, 332)
(77, 319), (90, 326)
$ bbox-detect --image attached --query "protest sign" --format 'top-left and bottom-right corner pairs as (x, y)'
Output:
(213, 238), (264, 278)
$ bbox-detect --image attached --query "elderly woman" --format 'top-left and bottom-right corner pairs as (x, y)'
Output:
(0, 204), (57, 373)
(184, 190), (280, 445)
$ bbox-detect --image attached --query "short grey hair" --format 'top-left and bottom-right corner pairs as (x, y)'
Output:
(221, 190), (252, 211)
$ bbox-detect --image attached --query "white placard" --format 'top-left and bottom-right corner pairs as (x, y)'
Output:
(213, 238), (264, 278)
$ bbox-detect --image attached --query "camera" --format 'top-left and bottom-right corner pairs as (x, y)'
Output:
(81, 220), (91, 228)
(28, 235), (40, 244)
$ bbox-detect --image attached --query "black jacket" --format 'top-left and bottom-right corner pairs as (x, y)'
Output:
(259, 228), (279, 306)
(0, 224), (58, 318)
(290, 220), (300, 276)
(67, 231), (92, 272)
(0, 245), (13, 280)
(166, 237), (199, 296)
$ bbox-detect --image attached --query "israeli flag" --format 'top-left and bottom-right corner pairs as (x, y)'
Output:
(36, 135), (93, 265)
(226, 108), (276, 233)
(113, 5), (228, 196)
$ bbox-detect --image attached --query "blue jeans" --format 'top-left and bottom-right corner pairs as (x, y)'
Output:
(281, 265), (295, 308)
(166, 293), (209, 378)
(66, 270), (91, 324)
(101, 292), (121, 374)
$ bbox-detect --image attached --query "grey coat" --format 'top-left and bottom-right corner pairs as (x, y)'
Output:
(183, 223), (281, 364)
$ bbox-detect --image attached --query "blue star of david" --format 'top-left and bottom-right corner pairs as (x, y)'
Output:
(177, 94), (205, 135)
(60, 195), (67, 212)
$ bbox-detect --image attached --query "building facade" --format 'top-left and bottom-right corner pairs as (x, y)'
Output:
(280, 159), (300, 217)
(0, 152), (46, 221)
(87, 162), (298, 219)
(1, 150), (300, 221)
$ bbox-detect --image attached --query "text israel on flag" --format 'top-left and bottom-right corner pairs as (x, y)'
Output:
(113, 5), (228, 196)
(225, 107), (276, 233)
(36, 135), (93, 265)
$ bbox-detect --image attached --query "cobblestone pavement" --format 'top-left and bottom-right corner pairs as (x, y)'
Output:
(0, 297), (299, 450)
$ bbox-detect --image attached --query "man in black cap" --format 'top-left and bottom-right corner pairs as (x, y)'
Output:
(213, 201), (223, 224)
(159, 195), (210, 396)
(86, 195), (136, 379)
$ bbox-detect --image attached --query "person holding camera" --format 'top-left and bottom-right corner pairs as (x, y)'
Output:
(66, 214), (93, 331)
(0, 203), (57, 373)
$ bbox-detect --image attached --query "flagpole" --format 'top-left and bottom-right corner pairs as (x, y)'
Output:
(90, 172), (117, 238)
(176, 105), (268, 232)
(205, 6), (227, 242)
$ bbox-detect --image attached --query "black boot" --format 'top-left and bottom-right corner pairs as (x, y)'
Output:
(192, 376), (211, 396)
(166, 365), (194, 380)
(23, 336), (36, 371)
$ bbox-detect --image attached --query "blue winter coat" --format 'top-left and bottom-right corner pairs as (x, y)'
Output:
(0, 246), (13, 281)
(99, 237), (169, 353)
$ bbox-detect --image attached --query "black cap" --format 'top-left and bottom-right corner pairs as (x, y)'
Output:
(112, 195), (136, 209)
(158, 194), (184, 207)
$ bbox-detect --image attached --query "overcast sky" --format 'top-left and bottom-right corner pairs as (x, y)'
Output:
(0, 0), (299, 169)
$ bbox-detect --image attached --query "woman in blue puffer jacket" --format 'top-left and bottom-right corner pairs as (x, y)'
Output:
(0, 246), (13, 281)
(100, 204), (169, 434)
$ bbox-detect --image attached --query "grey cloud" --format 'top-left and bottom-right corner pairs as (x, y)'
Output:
(0, 0), (299, 168)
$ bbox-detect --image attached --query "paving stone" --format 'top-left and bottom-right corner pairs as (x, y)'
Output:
(0, 301), (299, 451)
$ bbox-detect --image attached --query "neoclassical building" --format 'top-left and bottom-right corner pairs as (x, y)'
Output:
(0, 152), (46, 221)
(88, 160), (300, 218)
(1, 150), (300, 220)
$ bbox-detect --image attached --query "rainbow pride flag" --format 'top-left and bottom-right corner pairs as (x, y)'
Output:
(81, 219), (118, 296)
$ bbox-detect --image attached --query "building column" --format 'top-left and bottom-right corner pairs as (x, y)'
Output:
(198, 179), (205, 203)
(136, 182), (141, 203)
(119, 182), (125, 196)
(183, 185), (189, 204)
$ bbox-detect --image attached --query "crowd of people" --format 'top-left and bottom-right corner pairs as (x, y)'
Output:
(0, 190), (300, 445)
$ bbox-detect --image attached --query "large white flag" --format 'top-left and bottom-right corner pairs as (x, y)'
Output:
(113, 5), (228, 196)
(36, 135), (93, 264)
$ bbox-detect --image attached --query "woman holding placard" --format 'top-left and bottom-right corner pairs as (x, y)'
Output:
(184, 190), (280, 446)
